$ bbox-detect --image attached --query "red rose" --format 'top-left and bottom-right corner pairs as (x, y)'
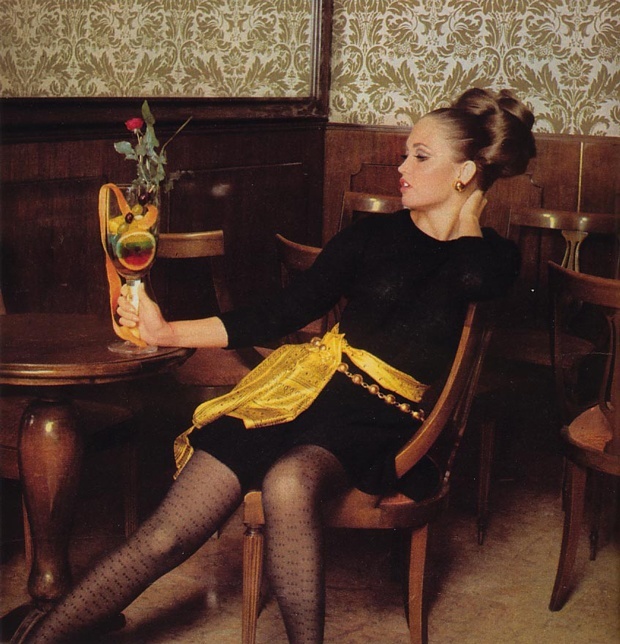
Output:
(125, 117), (144, 131)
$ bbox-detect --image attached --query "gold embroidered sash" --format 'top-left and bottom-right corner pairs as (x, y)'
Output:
(173, 325), (428, 476)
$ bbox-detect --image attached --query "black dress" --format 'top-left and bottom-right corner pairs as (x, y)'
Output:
(190, 212), (520, 498)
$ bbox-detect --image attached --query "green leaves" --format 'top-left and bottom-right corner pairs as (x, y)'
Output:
(113, 140), (137, 160)
(141, 100), (155, 126)
(114, 100), (190, 192)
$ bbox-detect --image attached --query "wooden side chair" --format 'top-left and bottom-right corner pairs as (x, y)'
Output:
(547, 262), (620, 611)
(241, 302), (492, 644)
(155, 231), (269, 402)
(488, 207), (619, 366)
(477, 207), (619, 544)
(338, 191), (403, 232)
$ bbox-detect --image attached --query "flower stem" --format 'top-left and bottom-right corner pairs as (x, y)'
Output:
(161, 116), (193, 155)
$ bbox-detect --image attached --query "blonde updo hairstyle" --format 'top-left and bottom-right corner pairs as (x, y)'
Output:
(429, 88), (536, 192)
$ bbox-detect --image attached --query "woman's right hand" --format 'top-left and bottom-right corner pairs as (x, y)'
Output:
(455, 189), (487, 238)
(117, 283), (174, 346)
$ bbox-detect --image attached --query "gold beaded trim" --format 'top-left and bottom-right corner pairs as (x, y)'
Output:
(336, 361), (426, 422)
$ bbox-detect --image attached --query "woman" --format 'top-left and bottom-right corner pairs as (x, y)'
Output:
(14, 87), (535, 644)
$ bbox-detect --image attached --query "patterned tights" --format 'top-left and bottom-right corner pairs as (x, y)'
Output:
(25, 445), (348, 644)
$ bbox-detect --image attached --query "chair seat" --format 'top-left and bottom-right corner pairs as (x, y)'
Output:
(489, 326), (551, 366)
(244, 484), (449, 532)
(567, 407), (612, 451)
(327, 486), (449, 529)
(562, 407), (620, 476)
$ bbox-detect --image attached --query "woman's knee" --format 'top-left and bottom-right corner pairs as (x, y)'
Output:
(132, 521), (188, 563)
(262, 456), (311, 508)
(261, 445), (346, 512)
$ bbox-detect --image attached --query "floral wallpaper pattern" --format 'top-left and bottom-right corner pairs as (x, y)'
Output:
(0, 0), (618, 135)
(0, 0), (314, 97)
(330, 0), (620, 135)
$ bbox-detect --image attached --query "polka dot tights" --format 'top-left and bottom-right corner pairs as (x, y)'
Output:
(23, 445), (348, 644)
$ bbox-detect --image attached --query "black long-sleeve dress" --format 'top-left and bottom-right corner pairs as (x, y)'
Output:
(189, 211), (520, 498)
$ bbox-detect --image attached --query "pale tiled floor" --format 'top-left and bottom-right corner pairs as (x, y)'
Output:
(2, 373), (619, 643)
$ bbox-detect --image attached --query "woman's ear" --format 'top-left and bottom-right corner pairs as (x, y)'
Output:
(459, 160), (477, 187)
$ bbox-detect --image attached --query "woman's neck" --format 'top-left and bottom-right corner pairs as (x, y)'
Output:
(409, 190), (483, 241)
(409, 208), (460, 241)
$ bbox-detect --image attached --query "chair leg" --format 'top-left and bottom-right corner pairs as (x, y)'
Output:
(588, 471), (603, 561)
(242, 524), (264, 644)
(477, 416), (495, 545)
(407, 524), (429, 644)
(549, 460), (587, 611)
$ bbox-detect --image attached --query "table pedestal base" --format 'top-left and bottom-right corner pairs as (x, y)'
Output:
(18, 397), (84, 603)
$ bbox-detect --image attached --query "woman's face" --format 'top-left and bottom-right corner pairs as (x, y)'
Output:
(398, 115), (467, 212)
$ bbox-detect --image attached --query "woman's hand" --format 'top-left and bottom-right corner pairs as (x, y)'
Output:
(455, 189), (487, 238)
(117, 285), (229, 349)
(117, 283), (174, 347)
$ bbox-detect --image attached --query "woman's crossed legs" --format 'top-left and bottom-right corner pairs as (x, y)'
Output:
(20, 444), (348, 644)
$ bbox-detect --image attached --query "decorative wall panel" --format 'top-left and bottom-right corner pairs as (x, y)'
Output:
(0, 0), (315, 98)
(2, 1), (618, 135)
(329, 0), (620, 135)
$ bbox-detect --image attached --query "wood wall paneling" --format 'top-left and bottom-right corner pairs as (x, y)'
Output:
(322, 126), (407, 243)
(158, 159), (318, 318)
(323, 126), (619, 231)
(527, 137), (582, 210)
(1, 176), (110, 315)
(581, 138), (620, 213)
(0, 122), (326, 319)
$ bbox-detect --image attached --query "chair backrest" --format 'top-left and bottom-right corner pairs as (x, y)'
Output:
(338, 191), (403, 233)
(510, 208), (619, 272)
(395, 302), (491, 480)
(275, 233), (321, 277)
(549, 262), (620, 456)
(506, 207), (619, 324)
(155, 230), (234, 318)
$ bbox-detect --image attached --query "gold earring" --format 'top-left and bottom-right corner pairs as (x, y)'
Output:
(454, 180), (466, 193)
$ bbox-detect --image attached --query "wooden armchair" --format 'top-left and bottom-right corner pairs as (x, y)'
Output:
(477, 207), (619, 543)
(489, 207), (619, 366)
(241, 302), (491, 644)
(547, 262), (620, 611)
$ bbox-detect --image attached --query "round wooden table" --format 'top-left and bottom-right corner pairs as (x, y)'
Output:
(0, 313), (193, 604)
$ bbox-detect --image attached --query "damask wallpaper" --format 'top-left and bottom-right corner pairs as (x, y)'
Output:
(329, 0), (620, 135)
(331, 0), (620, 136)
(0, 0), (618, 135)
(0, 0), (315, 98)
